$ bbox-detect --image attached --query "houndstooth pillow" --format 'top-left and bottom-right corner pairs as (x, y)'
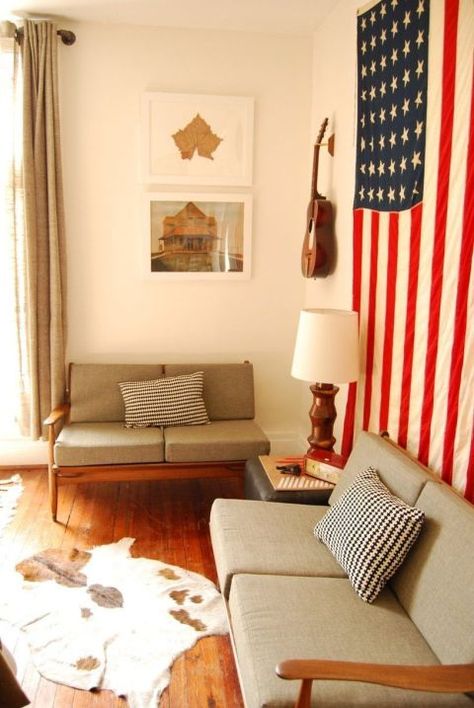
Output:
(118, 372), (209, 428)
(314, 467), (424, 603)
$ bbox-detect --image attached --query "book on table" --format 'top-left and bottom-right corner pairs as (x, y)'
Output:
(258, 455), (335, 492)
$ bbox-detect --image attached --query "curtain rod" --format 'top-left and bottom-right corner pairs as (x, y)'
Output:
(15, 26), (76, 45)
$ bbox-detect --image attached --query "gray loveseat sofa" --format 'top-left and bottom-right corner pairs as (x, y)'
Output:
(210, 432), (474, 707)
(45, 362), (270, 521)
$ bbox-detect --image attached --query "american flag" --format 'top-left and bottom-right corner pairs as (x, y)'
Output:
(342, 0), (474, 502)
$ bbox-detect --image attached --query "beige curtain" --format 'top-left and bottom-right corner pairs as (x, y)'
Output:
(21, 20), (67, 438)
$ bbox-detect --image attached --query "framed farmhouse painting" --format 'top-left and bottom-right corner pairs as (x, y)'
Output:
(141, 92), (254, 185)
(144, 193), (252, 280)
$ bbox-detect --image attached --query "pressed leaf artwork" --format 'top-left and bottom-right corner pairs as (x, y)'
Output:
(172, 114), (222, 160)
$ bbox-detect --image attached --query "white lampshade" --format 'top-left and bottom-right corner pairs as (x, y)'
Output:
(291, 308), (359, 384)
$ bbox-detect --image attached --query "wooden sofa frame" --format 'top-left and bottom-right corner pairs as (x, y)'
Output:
(44, 364), (254, 522)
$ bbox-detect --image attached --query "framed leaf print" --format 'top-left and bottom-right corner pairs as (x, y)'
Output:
(141, 93), (254, 185)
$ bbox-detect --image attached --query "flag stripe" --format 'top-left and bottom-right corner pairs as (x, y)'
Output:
(362, 211), (379, 430)
(418, 0), (459, 466)
(379, 212), (398, 432)
(442, 65), (474, 484)
(398, 203), (423, 448)
(341, 210), (364, 457)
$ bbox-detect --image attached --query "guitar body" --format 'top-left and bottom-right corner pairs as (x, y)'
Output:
(301, 199), (333, 278)
(301, 118), (334, 279)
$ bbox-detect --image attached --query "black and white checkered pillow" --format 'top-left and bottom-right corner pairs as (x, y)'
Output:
(314, 467), (424, 603)
(118, 372), (209, 428)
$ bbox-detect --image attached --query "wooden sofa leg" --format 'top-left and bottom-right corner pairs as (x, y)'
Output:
(48, 466), (58, 522)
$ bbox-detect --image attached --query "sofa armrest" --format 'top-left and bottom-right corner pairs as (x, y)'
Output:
(276, 659), (474, 708)
(43, 403), (70, 426)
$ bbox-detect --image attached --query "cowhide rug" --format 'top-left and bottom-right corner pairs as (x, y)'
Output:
(0, 538), (228, 707)
(0, 474), (23, 537)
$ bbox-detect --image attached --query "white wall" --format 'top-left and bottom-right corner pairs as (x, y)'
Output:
(295, 0), (360, 450)
(57, 22), (312, 452)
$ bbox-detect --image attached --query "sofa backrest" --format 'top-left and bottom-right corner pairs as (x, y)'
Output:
(390, 481), (474, 664)
(164, 363), (255, 420)
(329, 432), (437, 506)
(69, 364), (164, 422)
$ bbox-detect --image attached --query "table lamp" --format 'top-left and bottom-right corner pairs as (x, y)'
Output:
(291, 308), (359, 455)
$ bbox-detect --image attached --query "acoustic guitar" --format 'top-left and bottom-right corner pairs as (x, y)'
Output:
(301, 118), (334, 278)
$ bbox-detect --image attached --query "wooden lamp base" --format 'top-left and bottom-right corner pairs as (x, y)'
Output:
(306, 382), (339, 453)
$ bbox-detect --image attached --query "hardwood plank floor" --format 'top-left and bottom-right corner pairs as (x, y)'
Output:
(0, 469), (244, 708)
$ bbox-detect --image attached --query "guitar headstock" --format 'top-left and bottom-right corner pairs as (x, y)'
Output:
(315, 118), (329, 147)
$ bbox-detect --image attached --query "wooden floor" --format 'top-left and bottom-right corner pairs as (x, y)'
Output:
(0, 468), (244, 708)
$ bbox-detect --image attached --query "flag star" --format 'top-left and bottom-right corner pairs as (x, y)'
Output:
(359, 185), (365, 200)
(417, 0), (424, 18)
(416, 30), (424, 48)
(413, 182), (419, 195)
(380, 29), (387, 45)
(416, 60), (424, 78)
(390, 104), (397, 120)
(361, 137), (366, 150)
(380, 3), (387, 17)
(389, 131), (397, 147)
(399, 185), (406, 200)
(403, 40), (411, 57)
(370, 60), (377, 75)
(391, 75), (398, 91)
(379, 108), (386, 124)
(380, 55), (387, 70)
(369, 137), (375, 151)
(370, 111), (376, 123)
(379, 134), (386, 149)
(368, 187), (375, 202)
(361, 40), (368, 55)
(403, 11), (411, 29)
(361, 89), (367, 101)
(370, 34), (377, 49)
(415, 90), (423, 108)
(388, 159), (396, 175)
(377, 187), (384, 201)
(360, 163), (366, 174)
(360, 114), (366, 128)
(378, 160), (385, 175)
(400, 156), (407, 172)
(391, 20), (398, 36)
(401, 126), (409, 143)
(411, 151), (422, 168)
(402, 68), (410, 86)
(370, 10), (376, 25)
(414, 120), (423, 139)
(361, 17), (367, 30)
(380, 81), (387, 97)
(369, 161), (376, 175)
(362, 64), (368, 78)
(391, 48), (398, 64)
(388, 187), (396, 202)
(391, 0), (398, 10)
(370, 85), (377, 100)
(402, 97), (410, 115)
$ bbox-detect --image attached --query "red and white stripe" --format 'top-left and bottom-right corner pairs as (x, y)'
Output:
(343, 0), (474, 502)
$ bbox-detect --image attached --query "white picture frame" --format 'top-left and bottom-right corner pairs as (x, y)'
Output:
(144, 192), (252, 280)
(141, 92), (254, 185)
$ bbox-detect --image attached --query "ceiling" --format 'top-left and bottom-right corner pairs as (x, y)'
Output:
(2, 0), (336, 35)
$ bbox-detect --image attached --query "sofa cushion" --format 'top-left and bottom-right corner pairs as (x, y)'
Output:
(55, 422), (164, 466)
(330, 431), (437, 506)
(164, 363), (255, 420)
(391, 480), (474, 665)
(210, 499), (345, 598)
(228, 574), (468, 708)
(315, 468), (424, 603)
(69, 364), (164, 423)
(118, 372), (209, 428)
(164, 419), (269, 463)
